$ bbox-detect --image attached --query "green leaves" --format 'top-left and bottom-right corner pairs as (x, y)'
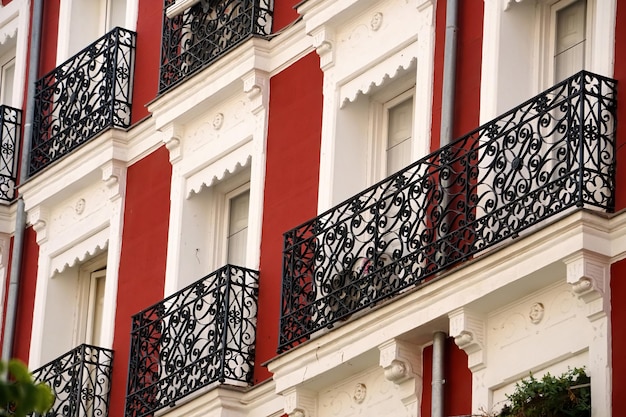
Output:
(499, 368), (591, 417)
(0, 359), (54, 417)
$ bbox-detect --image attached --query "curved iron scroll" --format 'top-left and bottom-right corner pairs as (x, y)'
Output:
(30, 27), (136, 176)
(125, 265), (259, 417)
(31, 344), (114, 417)
(159, 0), (273, 93)
(0, 105), (20, 202)
(278, 71), (617, 353)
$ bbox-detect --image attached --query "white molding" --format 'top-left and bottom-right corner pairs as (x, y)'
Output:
(166, 0), (201, 18)
(378, 339), (422, 417)
(449, 308), (486, 371)
(49, 227), (109, 277)
(283, 387), (317, 417)
(269, 209), (624, 397)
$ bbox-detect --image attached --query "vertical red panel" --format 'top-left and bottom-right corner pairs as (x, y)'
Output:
(612, 259), (626, 414)
(108, 146), (171, 417)
(254, 52), (323, 383)
(421, 338), (472, 417)
(11, 227), (38, 363)
(131, 0), (162, 123)
(613, 1), (626, 211)
(430, 0), (484, 152)
(38, 0), (60, 77)
(272, 0), (300, 32)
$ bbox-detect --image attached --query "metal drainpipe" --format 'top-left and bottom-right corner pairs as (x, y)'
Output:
(2, 0), (44, 361)
(433, 0), (457, 411)
(441, 0), (458, 147)
(432, 331), (446, 417)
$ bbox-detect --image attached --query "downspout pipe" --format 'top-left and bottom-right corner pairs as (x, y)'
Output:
(432, 331), (446, 417)
(433, 0), (457, 413)
(2, 0), (44, 361)
(440, 0), (458, 147)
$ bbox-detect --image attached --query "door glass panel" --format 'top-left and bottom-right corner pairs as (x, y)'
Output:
(386, 97), (413, 176)
(227, 190), (249, 266)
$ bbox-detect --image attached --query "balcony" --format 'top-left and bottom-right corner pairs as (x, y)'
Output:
(0, 105), (20, 202)
(159, 0), (273, 93)
(278, 71), (617, 353)
(125, 265), (259, 417)
(30, 344), (114, 417)
(29, 27), (136, 176)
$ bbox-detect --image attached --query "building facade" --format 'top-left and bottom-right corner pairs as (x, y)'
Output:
(0, 0), (623, 416)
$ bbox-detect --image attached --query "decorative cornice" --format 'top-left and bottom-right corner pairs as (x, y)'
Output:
(449, 308), (486, 371)
(564, 250), (610, 321)
(503, 0), (525, 11)
(186, 147), (252, 198)
(49, 228), (109, 277)
(339, 43), (417, 107)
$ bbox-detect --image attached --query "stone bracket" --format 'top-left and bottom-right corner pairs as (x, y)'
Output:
(449, 308), (486, 371)
(243, 69), (269, 115)
(29, 205), (49, 244)
(311, 26), (334, 70)
(161, 122), (184, 163)
(283, 387), (317, 417)
(564, 250), (610, 321)
(379, 338), (422, 417)
(101, 160), (127, 202)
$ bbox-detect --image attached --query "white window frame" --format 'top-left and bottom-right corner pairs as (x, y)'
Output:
(56, 0), (138, 63)
(367, 79), (415, 186)
(222, 184), (251, 267)
(74, 254), (107, 347)
(0, 53), (15, 106)
(539, 0), (592, 89)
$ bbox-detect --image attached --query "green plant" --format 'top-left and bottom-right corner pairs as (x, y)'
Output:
(0, 359), (54, 417)
(498, 368), (590, 417)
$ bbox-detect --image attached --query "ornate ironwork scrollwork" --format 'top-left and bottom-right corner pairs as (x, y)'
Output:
(29, 27), (136, 176)
(125, 265), (259, 417)
(278, 71), (617, 353)
(30, 344), (114, 417)
(0, 105), (20, 202)
(159, 0), (273, 93)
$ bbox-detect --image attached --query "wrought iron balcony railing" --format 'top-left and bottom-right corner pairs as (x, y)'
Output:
(278, 71), (617, 353)
(30, 344), (114, 417)
(125, 265), (259, 417)
(29, 27), (136, 176)
(0, 105), (20, 202)
(159, 0), (273, 93)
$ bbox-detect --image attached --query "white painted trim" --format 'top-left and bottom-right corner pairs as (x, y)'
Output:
(166, 0), (201, 18)
(269, 209), (624, 406)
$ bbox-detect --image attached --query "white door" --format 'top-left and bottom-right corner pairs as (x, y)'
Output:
(553, 0), (586, 82)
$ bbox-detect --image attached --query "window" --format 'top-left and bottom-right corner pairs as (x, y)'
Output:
(226, 188), (250, 266)
(75, 255), (108, 348)
(553, 0), (587, 82)
(368, 83), (415, 185)
(84, 268), (106, 346)
(384, 94), (414, 177)
(0, 57), (14, 106)
(58, 0), (129, 61)
(543, 0), (588, 86)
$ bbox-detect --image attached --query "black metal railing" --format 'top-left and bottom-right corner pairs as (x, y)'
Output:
(278, 71), (617, 353)
(125, 265), (259, 417)
(0, 105), (20, 202)
(30, 344), (114, 417)
(30, 27), (136, 176)
(159, 0), (273, 93)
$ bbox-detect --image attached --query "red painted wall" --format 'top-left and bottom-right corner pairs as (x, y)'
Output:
(254, 51), (323, 383)
(10, 227), (38, 363)
(39, 0), (60, 77)
(272, 0), (300, 32)
(131, 0), (162, 123)
(421, 338), (472, 417)
(613, 0), (626, 211)
(612, 259), (626, 414)
(108, 146), (171, 416)
(430, 0), (484, 151)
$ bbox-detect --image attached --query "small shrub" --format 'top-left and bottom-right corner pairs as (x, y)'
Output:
(498, 368), (590, 417)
